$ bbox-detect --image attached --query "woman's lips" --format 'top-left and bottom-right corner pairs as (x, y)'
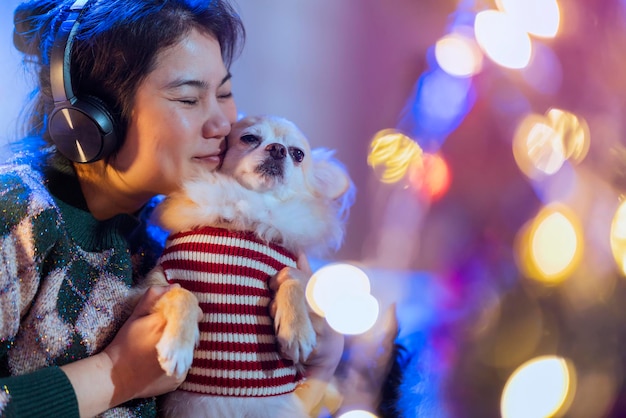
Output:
(196, 154), (220, 161)
(193, 152), (224, 168)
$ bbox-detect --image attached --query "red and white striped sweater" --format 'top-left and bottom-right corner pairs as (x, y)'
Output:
(159, 226), (301, 397)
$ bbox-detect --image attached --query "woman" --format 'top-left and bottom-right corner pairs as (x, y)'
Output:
(0, 0), (343, 416)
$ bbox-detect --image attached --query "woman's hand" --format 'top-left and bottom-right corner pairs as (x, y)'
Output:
(269, 254), (345, 415)
(62, 284), (186, 417)
(105, 284), (189, 400)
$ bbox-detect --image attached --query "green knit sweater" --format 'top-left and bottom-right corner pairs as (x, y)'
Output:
(0, 161), (162, 417)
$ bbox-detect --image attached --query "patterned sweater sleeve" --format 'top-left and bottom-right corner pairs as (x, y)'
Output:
(0, 167), (79, 417)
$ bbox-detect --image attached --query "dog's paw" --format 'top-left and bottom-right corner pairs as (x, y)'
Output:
(274, 280), (316, 364)
(156, 332), (197, 379)
(278, 318), (316, 365)
(152, 286), (202, 378)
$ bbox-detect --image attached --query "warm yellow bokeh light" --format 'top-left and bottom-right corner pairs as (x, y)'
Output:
(501, 356), (574, 418)
(513, 113), (549, 179)
(496, 0), (560, 38)
(512, 109), (590, 179)
(531, 208), (580, 281)
(610, 199), (626, 275)
(435, 31), (483, 77)
(516, 205), (582, 285)
(368, 129), (424, 184)
(474, 9), (532, 69)
(525, 121), (565, 175)
(545, 108), (590, 164)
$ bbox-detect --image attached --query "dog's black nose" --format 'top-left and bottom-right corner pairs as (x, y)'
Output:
(266, 143), (287, 160)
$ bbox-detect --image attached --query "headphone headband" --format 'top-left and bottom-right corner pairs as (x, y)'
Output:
(50, 0), (89, 104)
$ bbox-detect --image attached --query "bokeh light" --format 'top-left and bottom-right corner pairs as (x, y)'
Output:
(496, 0), (561, 38)
(610, 199), (626, 275)
(518, 113), (566, 176)
(531, 210), (578, 278)
(408, 152), (451, 201)
(474, 9), (532, 69)
(516, 204), (582, 285)
(306, 263), (371, 316)
(367, 129), (423, 184)
(435, 30), (483, 77)
(325, 292), (380, 335)
(306, 263), (379, 335)
(501, 356), (575, 418)
(545, 108), (590, 164)
(513, 109), (590, 179)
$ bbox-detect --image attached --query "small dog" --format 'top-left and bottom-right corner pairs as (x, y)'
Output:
(147, 115), (354, 417)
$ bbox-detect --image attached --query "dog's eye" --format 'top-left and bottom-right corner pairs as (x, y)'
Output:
(289, 147), (305, 163)
(241, 134), (261, 145)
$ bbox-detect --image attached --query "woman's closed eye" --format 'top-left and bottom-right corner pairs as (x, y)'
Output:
(177, 98), (198, 105)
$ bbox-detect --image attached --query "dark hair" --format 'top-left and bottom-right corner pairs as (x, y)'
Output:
(12, 0), (245, 161)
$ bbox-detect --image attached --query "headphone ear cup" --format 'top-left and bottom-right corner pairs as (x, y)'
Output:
(48, 95), (119, 163)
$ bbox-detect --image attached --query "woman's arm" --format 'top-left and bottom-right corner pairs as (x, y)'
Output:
(0, 285), (184, 418)
(61, 285), (186, 418)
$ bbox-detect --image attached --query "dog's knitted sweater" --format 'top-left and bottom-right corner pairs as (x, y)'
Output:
(159, 226), (301, 397)
(0, 161), (160, 418)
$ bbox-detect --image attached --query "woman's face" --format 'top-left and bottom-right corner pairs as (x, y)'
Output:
(110, 28), (237, 197)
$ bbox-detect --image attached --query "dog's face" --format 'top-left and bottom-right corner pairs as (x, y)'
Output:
(221, 115), (314, 194)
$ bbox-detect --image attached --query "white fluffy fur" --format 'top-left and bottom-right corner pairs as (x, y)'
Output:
(154, 115), (354, 418)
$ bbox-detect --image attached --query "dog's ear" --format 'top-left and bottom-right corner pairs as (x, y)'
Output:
(311, 148), (351, 200)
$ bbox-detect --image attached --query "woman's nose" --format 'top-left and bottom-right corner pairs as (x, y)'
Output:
(203, 106), (233, 139)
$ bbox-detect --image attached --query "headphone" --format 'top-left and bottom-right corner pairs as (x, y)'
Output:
(48, 0), (118, 163)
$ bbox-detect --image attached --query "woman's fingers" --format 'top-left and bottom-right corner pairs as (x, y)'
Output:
(132, 284), (180, 317)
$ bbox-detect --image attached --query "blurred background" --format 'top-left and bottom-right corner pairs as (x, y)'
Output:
(3, 0), (626, 416)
